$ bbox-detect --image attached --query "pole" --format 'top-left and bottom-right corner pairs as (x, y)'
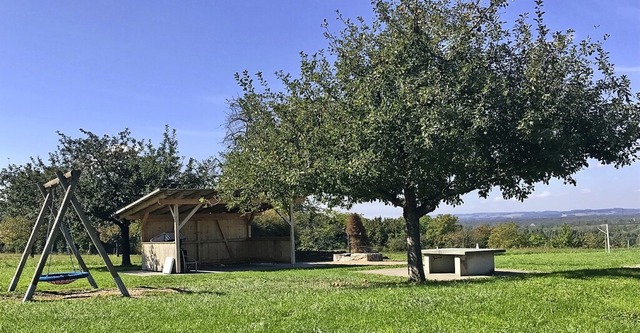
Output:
(605, 224), (611, 253)
(173, 204), (182, 273)
(289, 202), (296, 265)
(8, 188), (52, 292)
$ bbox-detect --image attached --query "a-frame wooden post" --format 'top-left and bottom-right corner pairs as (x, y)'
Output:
(172, 204), (182, 273)
(13, 170), (129, 302)
(10, 180), (99, 292)
(37, 182), (98, 288)
(22, 171), (79, 302)
(57, 171), (129, 298)
(167, 202), (202, 273)
(7, 189), (52, 292)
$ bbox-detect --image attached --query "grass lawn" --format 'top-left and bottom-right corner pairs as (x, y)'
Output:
(1, 249), (639, 332)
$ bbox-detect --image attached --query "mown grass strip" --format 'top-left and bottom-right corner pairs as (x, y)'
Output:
(0, 249), (639, 332)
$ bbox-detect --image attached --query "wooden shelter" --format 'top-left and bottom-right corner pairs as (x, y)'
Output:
(116, 189), (292, 273)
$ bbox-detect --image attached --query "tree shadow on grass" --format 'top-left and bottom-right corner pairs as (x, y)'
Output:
(23, 286), (225, 302)
(548, 267), (640, 280)
(429, 267), (640, 286)
(94, 262), (640, 291)
(91, 264), (143, 272)
(196, 262), (381, 273)
(93, 262), (362, 273)
(342, 266), (640, 290)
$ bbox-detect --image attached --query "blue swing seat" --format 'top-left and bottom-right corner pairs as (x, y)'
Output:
(39, 271), (89, 284)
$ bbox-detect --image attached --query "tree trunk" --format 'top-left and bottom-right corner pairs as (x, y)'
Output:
(118, 220), (132, 266)
(403, 189), (426, 283)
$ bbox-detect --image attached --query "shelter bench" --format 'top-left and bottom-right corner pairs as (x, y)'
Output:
(421, 248), (505, 277)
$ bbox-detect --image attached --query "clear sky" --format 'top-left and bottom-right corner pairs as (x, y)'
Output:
(1, 1), (638, 218)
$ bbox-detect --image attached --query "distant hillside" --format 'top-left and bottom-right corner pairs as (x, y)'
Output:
(455, 208), (640, 225)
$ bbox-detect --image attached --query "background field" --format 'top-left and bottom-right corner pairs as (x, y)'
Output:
(1, 249), (639, 332)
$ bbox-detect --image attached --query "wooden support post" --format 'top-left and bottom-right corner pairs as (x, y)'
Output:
(178, 203), (202, 230)
(58, 171), (129, 298)
(141, 211), (150, 242)
(196, 220), (201, 262)
(172, 204), (182, 273)
(8, 186), (52, 292)
(247, 211), (256, 239)
(42, 171), (72, 189)
(23, 173), (78, 302)
(167, 202), (202, 273)
(289, 202), (296, 265)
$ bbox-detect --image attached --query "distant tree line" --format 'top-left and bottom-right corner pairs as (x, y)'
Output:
(252, 207), (640, 252)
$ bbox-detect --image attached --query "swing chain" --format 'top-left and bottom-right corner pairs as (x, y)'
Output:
(43, 186), (82, 277)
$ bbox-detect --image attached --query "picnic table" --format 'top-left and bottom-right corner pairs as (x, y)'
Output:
(421, 248), (505, 276)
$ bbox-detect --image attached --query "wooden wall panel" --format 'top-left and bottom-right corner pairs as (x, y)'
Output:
(181, 220), (197, 242)
(144, 220), (173, 242)
(141, 243), (176, 271)
(249, 238), (291, 262)
(141, 213), (290, 268)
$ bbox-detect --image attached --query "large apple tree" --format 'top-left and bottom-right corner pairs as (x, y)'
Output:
(220, 0), (640, 282)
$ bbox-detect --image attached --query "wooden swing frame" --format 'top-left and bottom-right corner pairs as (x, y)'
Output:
(7, 170), (130, 302)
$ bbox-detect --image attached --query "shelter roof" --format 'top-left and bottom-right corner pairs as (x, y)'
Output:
(115, 188), (226, 220)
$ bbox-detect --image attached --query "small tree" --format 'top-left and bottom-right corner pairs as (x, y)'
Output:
(346, 213), (369, 253)
(297, 206), (347, 251)
(488, 223), (526, 249)
(53, 127), (183, 266)
(527, 231), (548, 248)
(582, 230), (606, 249)
(550, 224), (582, 248)
(424, 214), (462, 248)
(0, 216), (33, 253)
(471, 224), (493, 248)
(251, 210), (291, 237)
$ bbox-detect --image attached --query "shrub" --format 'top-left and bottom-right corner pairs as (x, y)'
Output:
(346, 213), (370, 252)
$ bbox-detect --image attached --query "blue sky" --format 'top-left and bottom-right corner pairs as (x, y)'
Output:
(1, 1), (638, 218)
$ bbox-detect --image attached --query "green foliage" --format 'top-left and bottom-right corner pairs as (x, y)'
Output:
(251, 210), (291, 237)
(179, 157), (220, 188)
(582, 231), (606, 249)
(363, 217), (405, 250)
(527, 231), (548, 248)
(488, 222), (527, 248)
(550, 224), (583, 248)
(386, 236), (407, 252)
(424, 214), (462, 248)
(0, 160), (56, 221)
(0, 216), (33, 253)
(471, 224), (493, 248)
(0, 126), (217, 262)
(296, 206), (347, 251)
(219, 0), (640, 282)
(96, 222), (141, 255)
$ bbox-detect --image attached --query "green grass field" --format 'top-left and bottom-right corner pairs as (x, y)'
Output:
(1, 249), (639, 332)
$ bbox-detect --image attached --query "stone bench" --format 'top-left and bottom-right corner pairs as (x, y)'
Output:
(421, 248), (505, 276)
